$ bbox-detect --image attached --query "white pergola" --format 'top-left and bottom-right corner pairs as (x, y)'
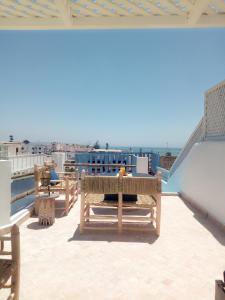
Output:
(0, 0), (225, 29)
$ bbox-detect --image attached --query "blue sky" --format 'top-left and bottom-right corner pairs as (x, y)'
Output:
(1, 28), (225, 148)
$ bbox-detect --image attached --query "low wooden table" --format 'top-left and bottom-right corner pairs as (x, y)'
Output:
(36, 194), (58, 226)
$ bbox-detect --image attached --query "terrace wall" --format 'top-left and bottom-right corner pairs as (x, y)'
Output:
(168, 141), (225, 227)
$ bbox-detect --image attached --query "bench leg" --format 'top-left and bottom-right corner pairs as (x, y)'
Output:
(156, 196), (161, 236)
(80, 192), (85, 233)
(118, 193), (122, 233)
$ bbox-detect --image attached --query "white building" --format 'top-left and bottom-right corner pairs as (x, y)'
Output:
(0, 141), (23, 158)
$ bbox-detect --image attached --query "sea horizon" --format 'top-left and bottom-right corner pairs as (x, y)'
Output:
(111, 146), (181, 156)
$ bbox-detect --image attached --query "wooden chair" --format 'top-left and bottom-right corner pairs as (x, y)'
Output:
(215, 272), (225, 300)
(0, 225), (20, 300)
(34, 164), (78, 216)
(80, 174), (161, 235)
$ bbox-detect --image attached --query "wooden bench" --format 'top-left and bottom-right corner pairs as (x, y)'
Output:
(0, 225), (20, 300)
(80, 173), (161, 235)
(34, 164), (78, 216)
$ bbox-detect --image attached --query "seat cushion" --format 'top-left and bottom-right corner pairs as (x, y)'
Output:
(85, 194), (156, 207)
(50, 170), (59, 186)
(0, 259), (14, 288)
(136, 195), (156, 206)
(85, 194), (105, 205)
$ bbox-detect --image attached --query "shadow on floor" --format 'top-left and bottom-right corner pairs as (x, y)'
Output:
(27, 220), (51, 230)
(68, 226), (158, 244)
(182, 198), (225, 246)
(91, 207), (149, 216)
(26, 211), (65, 230)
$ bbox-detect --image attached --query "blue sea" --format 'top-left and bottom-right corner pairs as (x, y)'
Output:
(112, 146), (181, 156)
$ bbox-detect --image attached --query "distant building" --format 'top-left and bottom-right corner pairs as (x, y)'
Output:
(20, 143), (50, 155)
(0, 141), (23, 158)
(74, 150), (137, 175)
(160, 155), (177, 170)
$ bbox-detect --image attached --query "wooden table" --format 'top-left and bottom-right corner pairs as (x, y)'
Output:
(36, 194), (58, 226)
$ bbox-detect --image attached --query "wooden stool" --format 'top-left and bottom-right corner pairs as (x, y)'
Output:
(37, 195), (57, 226)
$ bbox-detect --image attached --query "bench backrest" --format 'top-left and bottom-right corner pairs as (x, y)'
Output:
(81, 176), (119, 194)
(81, 175), (161, 195)
(121, 176), (161, 195)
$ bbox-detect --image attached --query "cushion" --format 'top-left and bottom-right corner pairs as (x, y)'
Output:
(50, 170), (59, 186)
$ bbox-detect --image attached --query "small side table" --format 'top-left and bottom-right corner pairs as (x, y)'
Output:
(36, 194), (58, 226)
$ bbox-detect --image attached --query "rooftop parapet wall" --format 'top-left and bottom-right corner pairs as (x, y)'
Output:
(175, 141), (225, 228)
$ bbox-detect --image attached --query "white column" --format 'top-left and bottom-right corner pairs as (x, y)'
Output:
(136, 157), (149, 174)
(0, 160), (11, 226)
(52, 152), (66, 172)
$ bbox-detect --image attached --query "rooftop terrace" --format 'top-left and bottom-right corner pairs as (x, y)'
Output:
(2, 195), (224, 300)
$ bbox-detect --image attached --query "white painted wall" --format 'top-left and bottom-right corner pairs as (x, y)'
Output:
(9, 154), (51, 174)
(52, 152), (66, 172)
(136, 157), (148, 174)
(168, 141), (225, 226)
(0, 160), (11, 226)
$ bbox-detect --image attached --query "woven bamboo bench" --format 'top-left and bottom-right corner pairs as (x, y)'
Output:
(0, 225), (20, 300)
(80, 173), (161, 235)
(34, 164), (78, 216)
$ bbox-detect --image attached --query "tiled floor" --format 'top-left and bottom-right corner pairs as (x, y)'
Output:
(2, 196), (225, 300)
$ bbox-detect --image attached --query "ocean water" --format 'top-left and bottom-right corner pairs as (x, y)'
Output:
(112, 146), (181, 156)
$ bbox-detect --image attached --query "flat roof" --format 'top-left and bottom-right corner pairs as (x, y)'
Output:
(0, 141), (22, 145)
(0, 1), (225, 30)
(91, 149), (122, 153)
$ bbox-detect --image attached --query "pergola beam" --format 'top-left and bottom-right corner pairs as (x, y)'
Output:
(0, 14), (225, 30)
(187, 0), (211, 25)
(55, 0), (72, 27)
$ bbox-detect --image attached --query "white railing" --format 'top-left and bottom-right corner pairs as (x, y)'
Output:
(204, 80), (225, 139)
(170, 81), (225, 177)
(170, 118), (204, 177)
(1, 154), (52, 175)
(156, 167), (170, 181)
